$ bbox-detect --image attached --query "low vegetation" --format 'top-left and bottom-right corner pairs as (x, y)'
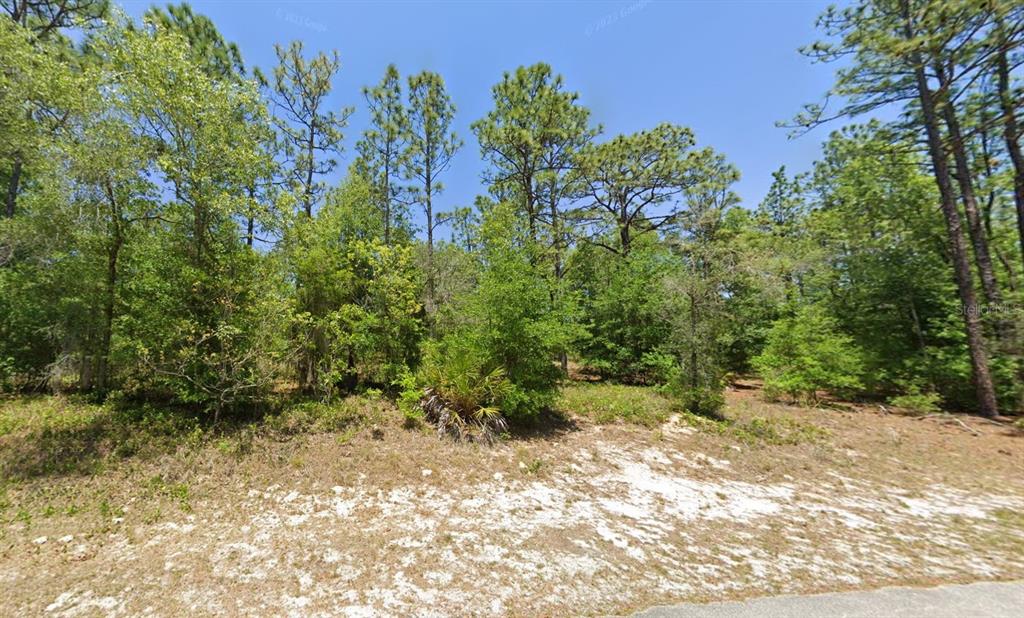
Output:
(557, 383), (674, 427)
(0, 393), (388, 482)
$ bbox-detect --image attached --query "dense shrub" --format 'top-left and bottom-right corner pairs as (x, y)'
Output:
(116, 231), (294, 421)
(665, 365), (726, 417)
(569, 239), (676, 383)
(405, 204), (571, 437)
(753, 305), (864, 404)
(287, 179), (423, 398)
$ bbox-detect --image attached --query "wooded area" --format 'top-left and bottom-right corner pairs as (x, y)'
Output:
(2, 0), (1023, 437)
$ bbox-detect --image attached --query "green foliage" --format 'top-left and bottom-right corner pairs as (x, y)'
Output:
(142, 2), (245, 80)
(410, 203), (571, 427)
(570, 239), (675, 382)
(353, 64), (410, 243)
(0, 396), (204, 479)
(269, 40), (352, 216)
(116, 235), (294, 419)
(575, 123), (719, 256)
(753, 305), (865, 404)
(664, 368), (725, 417)
(677, 409), (830, 447)
(4, 2), (1021, 440)
(287, 177), (422, 398)
(410, 338), (511, 441)
(889, 390), (943, 416)
(471, 62), (599, 236)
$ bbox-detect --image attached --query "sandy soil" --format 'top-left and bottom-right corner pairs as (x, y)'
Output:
(2, 388), (1024, 616)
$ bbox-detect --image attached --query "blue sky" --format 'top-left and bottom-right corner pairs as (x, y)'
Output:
(119, 0), (844, 236)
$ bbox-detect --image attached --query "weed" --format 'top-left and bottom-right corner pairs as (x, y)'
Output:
(267, 399), (366, 435)
(558, 383), (673, 427)
(676, 411), (829, 447)
(889, 391), (942, 415)
(146, 475), (191, 512)
(336, 425), (359, 445)
(521, 458), (544, 475)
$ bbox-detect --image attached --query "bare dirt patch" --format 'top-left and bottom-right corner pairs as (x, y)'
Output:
(2, 387), (1024, 616)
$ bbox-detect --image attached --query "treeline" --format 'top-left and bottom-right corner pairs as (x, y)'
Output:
(0, 1), (1022, 432)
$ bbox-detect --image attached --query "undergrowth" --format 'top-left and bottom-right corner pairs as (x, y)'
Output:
(557, 383), (673, 427)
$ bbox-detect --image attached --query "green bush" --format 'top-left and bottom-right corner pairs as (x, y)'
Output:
(889, 390), (942, 415)
(753, 305), (864, 404)
(664, 362), (726, 417)
(406, 338), (511, 441)
(568, 240), (676, 383)
(408, 203), (571, 437)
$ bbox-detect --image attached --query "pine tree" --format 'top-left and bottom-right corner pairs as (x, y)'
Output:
(404, 70), (461, 313)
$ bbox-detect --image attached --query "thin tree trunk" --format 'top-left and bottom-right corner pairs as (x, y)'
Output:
(5, 157), (22, 218)
(246, 186), (255, 247)
(909, 295), (926, 352)
(905, 12), (998, 416)
(996, 44), (1024, 274)
(938, 70), (1001, 307)
(304, 125), (315, 217)
(425, 173), (435, 316)
(619, 206), (631, 257)
(99, 236), (121, 392)
(550, 193), (568, 374)
(98, 181), (123, 393)
(383, 142), (391, 245)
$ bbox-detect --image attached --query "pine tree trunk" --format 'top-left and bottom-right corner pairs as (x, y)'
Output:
(5, 157), (21, 218)
(938, 80), (1001, 307)
(907, 44), (998, 417)
(383, 148), (391, 246)
(246, 185), (255, 247)
(550, 192), (568, 375)
(996, 45), (1024, 275)
(426, 175), (435, 316)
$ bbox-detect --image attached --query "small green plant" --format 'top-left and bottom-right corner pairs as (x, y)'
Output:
(267, 400), (364, 435)
(889, 390), (942, 415)
(335, 425), (359, 445)
(522, 458), (544, 475)
(15, 509), (31, 526)
(675, 410), (828, 447)
(146, 475), (191, 512)
(664, 365), (725, 417)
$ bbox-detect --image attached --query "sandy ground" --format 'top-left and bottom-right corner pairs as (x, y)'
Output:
(2, 389), (1024, 616)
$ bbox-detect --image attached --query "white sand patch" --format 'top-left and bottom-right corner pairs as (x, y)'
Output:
(45, 590), (123, 615)
(17, 437), (1024, 617)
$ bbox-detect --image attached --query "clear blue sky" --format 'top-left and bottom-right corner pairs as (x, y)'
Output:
(120, 0), (844, 237)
